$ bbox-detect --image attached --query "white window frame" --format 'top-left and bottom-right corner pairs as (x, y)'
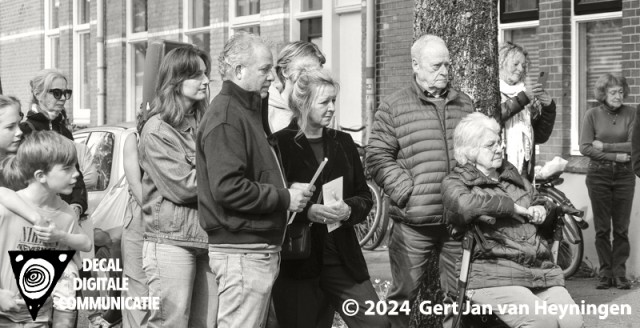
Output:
(497, 20), (540, 44)
(570, 9), (622, 154)
(183, 0), (212, 44)
(44, 0), (61, 69)
(126, 0), (148, 122)
(72, 0), (92, 124)
(229, 0), (260, 35)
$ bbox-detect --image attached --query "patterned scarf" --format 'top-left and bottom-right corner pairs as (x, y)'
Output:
(500, 80), (541, 174)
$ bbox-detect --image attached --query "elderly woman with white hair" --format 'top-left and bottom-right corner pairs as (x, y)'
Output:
(441, 112), (583, 328)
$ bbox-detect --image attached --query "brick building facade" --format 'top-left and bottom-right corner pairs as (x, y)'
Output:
(0, 0), (637, 163)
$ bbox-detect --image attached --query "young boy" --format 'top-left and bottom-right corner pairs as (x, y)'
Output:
(0, 131), (92, 327)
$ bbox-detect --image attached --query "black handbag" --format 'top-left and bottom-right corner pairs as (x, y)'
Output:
(281, 220), (312, 260)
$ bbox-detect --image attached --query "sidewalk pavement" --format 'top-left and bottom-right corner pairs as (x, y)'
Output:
(364, 249), (640, 328)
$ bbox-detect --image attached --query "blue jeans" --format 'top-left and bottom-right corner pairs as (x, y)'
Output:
(142, 242), (217, 328)
(122, 198), (149, 328)
(585, 161), (636, 278)
(208, 249), (280, 328)
(469, 286), (583, 328)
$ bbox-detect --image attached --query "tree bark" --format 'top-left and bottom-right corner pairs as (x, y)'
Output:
(413, 0), (500, 118)
(409, 1), (500, 327)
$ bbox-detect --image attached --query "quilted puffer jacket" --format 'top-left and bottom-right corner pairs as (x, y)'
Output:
(441, 162), (564, 290)
(366, 77), (473, 226)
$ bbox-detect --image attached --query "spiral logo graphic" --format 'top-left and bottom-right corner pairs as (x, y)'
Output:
(8, 250), (75, 321)
(18, 259), (54, 300)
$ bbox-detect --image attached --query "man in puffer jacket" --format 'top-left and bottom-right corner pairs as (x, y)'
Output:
(366, 34), (473, 328)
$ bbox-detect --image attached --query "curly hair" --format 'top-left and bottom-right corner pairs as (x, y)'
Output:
(593, 73), (629, 103)
(289, 68), (340, 140)
(217, 31), (269, 80)
(498, 42), (530, 83)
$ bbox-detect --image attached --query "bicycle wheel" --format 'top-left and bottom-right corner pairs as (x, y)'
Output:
(540, 189), (584, 278)
(354, 181), (385, 249)
(362, 195), (390, 251)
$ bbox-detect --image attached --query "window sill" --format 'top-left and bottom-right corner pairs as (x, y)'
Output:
(564, 155), (589, 175)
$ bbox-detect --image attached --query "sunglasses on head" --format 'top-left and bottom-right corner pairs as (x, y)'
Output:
(48, 89), (73, 100)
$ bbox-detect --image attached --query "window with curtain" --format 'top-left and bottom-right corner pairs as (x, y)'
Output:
(574, 0), (621, 15)
(185, 0), (211, 53)
(503, 27), (539, 81)
(236, 0), (259, 16)
(577, 18), (622, 137)
(500, 0), (538, 23)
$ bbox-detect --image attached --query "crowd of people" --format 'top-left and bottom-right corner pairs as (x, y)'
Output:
(0, 30), (638, 328)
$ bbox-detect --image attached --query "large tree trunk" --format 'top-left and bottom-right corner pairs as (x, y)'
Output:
(409, 1), (500, 327)
(414, 0), (500, 118)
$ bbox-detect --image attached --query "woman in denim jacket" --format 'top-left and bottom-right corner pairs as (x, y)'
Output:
(138, 46), (216, 328)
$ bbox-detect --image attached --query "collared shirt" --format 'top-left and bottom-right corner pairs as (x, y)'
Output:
(423, 87), (449, 99)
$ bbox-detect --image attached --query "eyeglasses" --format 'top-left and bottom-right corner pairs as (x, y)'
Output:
(48, 89), (73, 100)
(482, 139), (503, 151)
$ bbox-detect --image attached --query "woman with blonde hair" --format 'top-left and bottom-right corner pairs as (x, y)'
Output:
(267, 41), (326, 133)
(498, 42), (556, 181)
(271, 69), (388, 328)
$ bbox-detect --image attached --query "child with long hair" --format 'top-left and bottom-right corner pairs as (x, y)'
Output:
(0, 131), (92, 327)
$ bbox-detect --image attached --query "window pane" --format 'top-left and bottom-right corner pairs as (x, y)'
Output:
(188, 32), (211, 54)
(236, 0), (259, 16)
(578, 19), (622, 136)
(235, 26), (260, 35)
(79, 0), (91, 24)
(86, 132), (114, 191)
(79, 33), (91, 109)
(300, 17), (322, 47)
(133, 0), (147, 33)
(134, 42), (148, 112)
(302, 0), (322, 11)
(504, 28), (539, 81)
(505, 0), (538, 12)
(579, 0), (611, 3)
(52, 36), (60, 68)
(51, 0), (60, 29)
(189, 0), (210, 29)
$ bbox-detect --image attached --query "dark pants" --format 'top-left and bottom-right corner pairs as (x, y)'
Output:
(585, 161), (636, 278)
(386, 222), (460, 328)
(272, 252), (388, 328)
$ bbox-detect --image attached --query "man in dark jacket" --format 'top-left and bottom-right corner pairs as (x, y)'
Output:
(196, 32), (312, 328)
(366, 34), (473, 328)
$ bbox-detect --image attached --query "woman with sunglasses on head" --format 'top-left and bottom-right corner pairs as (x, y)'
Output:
(21, 69), (87, 220)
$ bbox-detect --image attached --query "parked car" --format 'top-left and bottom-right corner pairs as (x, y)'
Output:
(73, 122), (136, 215)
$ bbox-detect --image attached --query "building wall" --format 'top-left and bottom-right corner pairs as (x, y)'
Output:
(538, 0), (573, 163)
(0, 1), (46, 110)
(375, 0), (413, 106)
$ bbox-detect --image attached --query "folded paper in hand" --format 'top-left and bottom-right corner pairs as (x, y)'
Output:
(323, 176), (343, 233)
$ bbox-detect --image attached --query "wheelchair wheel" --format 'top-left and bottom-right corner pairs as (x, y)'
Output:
(355, 180), (389, 250)
(540, 190), (584, 278)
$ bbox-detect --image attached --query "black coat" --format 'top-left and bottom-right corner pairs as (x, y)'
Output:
(20, 111), (88, 213)
(272, 121), (372, 282)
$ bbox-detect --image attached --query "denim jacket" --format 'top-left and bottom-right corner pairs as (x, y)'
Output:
(139, 114), (208, 249)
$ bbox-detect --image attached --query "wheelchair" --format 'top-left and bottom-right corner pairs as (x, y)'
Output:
(449, 205), (584, 328)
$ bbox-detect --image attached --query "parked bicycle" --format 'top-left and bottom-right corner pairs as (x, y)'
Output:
(534, 172), (589, 278)
(339, 125), (390, 250)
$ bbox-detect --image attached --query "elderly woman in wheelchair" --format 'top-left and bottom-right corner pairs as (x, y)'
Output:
(440, 112), (583, 328)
